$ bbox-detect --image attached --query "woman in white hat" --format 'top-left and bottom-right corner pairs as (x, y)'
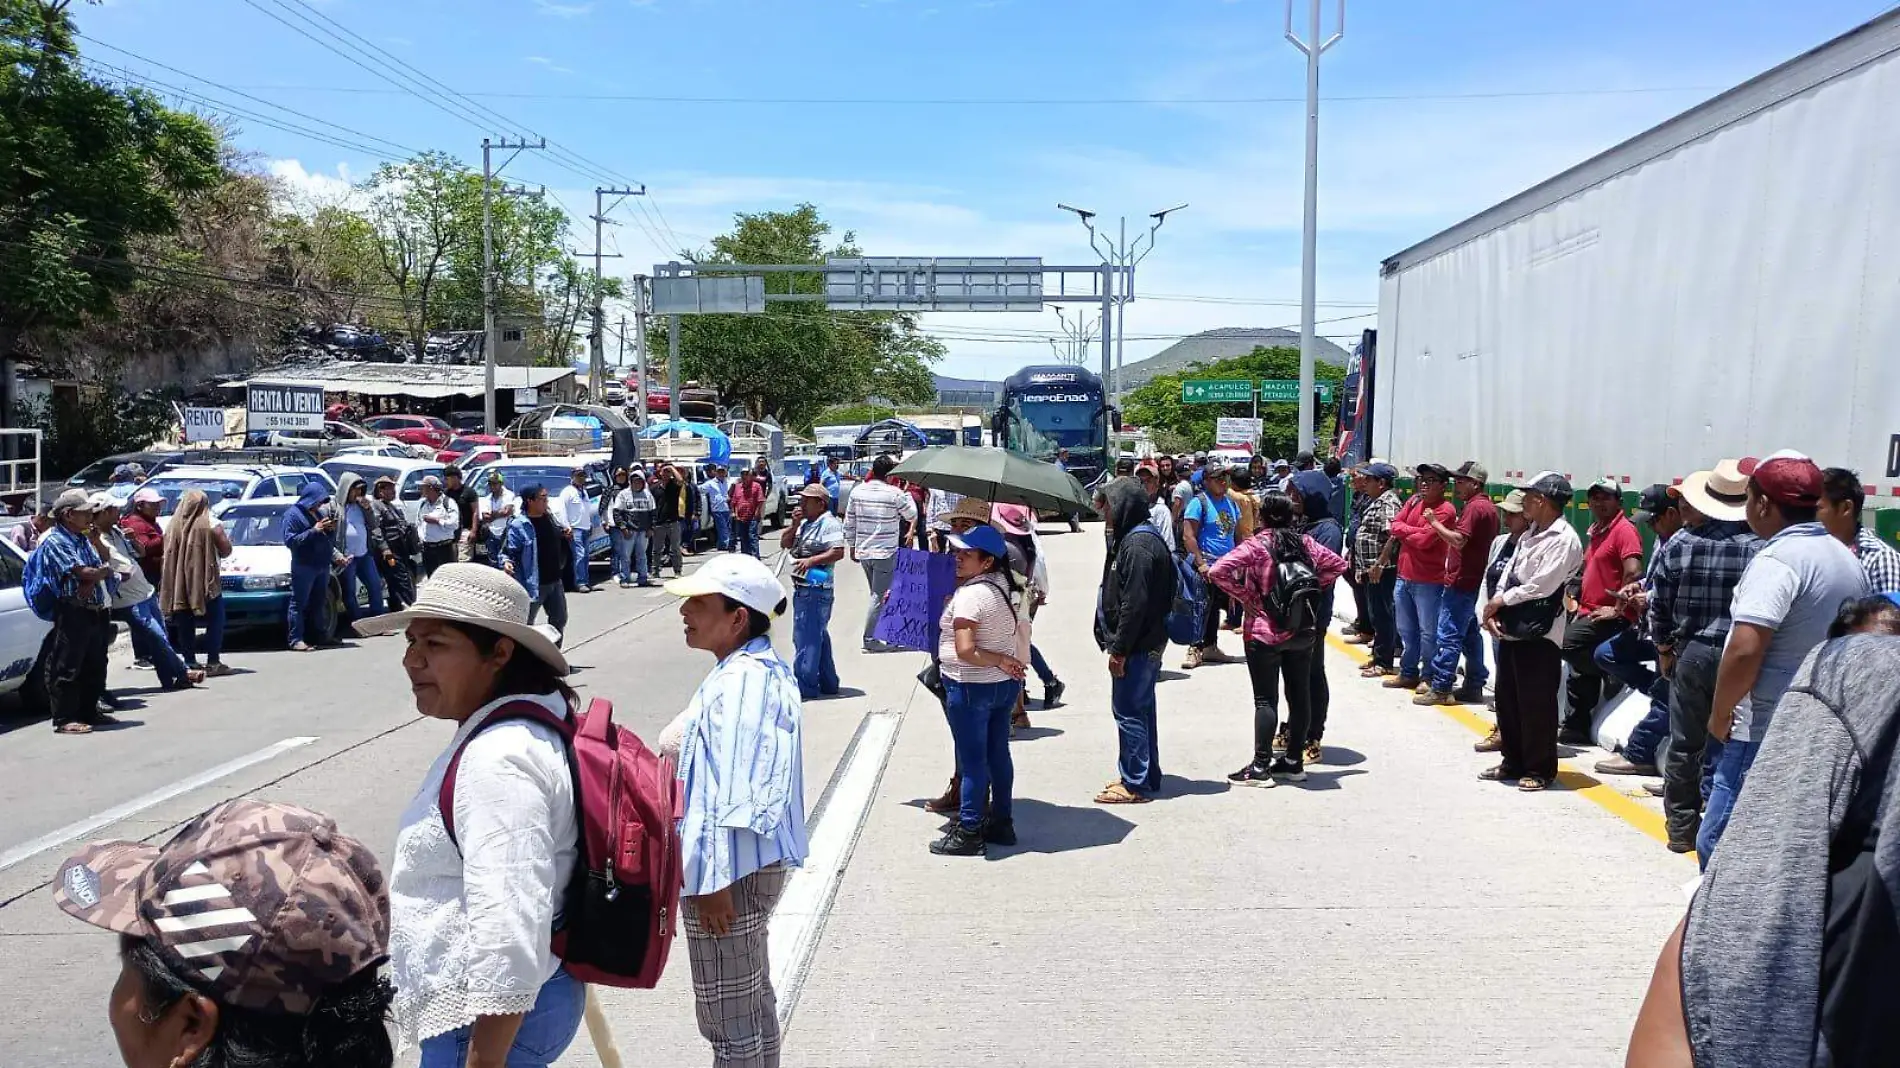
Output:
(660, 554), (808, 1068)
(353, 565), (584, 1068)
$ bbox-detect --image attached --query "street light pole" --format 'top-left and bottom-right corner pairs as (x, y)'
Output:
(1058, 203), (1186, 405)
(1286, 0), (1344, 454)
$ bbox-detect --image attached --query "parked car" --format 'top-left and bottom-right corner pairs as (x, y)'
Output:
(462, 457), (613, 568)
(0, 535), (52, 714)
(250, 420), (404, 459)
(436, 433), (504, 464)
(363, 414), (453, 450)
(447, 410), (488, 434)
(335, 441), (433, 460)
(213, 497), (355, 640)
(449, 445), (506, 473)
(317, 455), (445, 527)
(64, 450), (183, 492)
(139, 465), (337, 528)
(724, 454), (787, 529)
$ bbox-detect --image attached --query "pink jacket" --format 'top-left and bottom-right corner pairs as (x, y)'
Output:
(1207, 531), (1349, 646)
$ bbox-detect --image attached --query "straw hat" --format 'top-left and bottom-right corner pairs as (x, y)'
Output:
(352, 563), (567, 673)
(1676, 459), (1748, 522)
(944, 497), (993, 525)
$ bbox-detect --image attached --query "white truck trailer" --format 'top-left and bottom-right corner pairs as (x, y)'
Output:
(1371, 10), (1900, 506)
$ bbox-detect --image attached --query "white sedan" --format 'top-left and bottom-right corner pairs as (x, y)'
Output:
(0, 534), (53, 714)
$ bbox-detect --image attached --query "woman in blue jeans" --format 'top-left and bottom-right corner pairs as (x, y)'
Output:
(783, 485), (845, 698)
(931, 524), (1027, 857)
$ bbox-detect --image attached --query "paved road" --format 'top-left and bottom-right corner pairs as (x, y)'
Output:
(1, 526), (1692, 1066)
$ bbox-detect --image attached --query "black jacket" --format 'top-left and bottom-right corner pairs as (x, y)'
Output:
(1097, 477), (1174, 657)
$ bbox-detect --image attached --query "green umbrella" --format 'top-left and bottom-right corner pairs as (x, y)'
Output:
(888, 446), (1093, 513)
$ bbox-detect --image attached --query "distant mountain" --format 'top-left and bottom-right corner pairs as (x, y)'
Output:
(1119, 327), (1351, 389)
(933, 373), (1002, 393)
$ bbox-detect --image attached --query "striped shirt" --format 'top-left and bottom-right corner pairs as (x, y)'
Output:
(938, 575), (1022, 683)
(676, 637), (809, 897)
(842, 479), (917, 560)
(926, 489), (965, 532)
(24, 524), (115, 612)
(1855, 526), (1900, 593)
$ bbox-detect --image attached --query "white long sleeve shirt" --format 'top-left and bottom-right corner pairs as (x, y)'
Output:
(557, 484), (595, 531)
(389, 691), (578, 1050)
(418, 496), (460, 544)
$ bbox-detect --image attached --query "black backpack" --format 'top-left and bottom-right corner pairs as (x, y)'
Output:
(1259, 531), (1323, 637)
(1816, 674), (1900, 1065)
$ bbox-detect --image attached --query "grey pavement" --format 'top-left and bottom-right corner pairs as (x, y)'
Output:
(0, 529), (1692, 1067)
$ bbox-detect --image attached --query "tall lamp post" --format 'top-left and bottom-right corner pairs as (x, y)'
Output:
(1056, 203), (1187, 404)
(1286, 0), (1344, 454)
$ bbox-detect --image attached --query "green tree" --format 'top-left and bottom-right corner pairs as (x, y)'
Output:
(669, 204), (941, 428)
(1123, 346), (1344, 458)
(0, 0), (222, 417)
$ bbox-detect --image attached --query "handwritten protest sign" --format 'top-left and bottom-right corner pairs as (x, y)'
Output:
(872, 548), (958, 652)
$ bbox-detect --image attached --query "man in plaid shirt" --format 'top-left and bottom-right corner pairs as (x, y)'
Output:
(1647, 463), (1762, 853)
(1818, 467), (1900, 594)
(1349, 461), (1403, 675)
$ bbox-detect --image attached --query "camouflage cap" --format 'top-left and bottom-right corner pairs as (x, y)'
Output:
(52, 798), (389, 1016)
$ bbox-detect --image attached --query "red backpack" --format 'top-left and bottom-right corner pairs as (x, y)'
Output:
(440, 697), (683, 989)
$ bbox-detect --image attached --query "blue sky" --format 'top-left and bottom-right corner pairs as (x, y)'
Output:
(76, 0), (1897, 378)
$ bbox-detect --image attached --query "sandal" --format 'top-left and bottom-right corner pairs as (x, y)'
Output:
(1477, 765), (1521, 782)
(1517, 776), (1551, 792)
(54, 722), (93, 735)
(1359, 663), (1391, 678)
(289, 642), (315, 652)
(1094, 783), (1150, 805)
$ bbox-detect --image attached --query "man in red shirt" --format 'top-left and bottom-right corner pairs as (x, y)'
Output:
(728, 466), (768, 558)
(1377, 463), (1457, 690)
(1559, 476), (1645, 744)
(1418, 460), (1501, 706)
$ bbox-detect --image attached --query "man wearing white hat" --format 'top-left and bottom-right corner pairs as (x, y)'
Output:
(661, 554), (807, 1068)
(1645, 462), (1763, 853)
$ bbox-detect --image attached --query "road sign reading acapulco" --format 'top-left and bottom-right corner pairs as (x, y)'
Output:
(1181, 379), (1253, 403)
(245, 383), (324, 432)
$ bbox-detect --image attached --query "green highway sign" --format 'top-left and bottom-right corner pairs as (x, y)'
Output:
(1258, 379), (1334, 404)
(1181, 379), (1254, 404)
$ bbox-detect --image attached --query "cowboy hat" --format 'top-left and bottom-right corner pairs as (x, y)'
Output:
(944, 497), (993, 525)
(351, 563), (567, 674)
(1677, 459), (1748, 522)
(990, 503), (1034, 536)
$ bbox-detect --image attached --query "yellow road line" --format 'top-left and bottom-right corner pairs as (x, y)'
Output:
(1323, 631), (1683, 850)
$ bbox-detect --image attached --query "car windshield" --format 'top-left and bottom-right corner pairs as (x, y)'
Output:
(484, 466), (589, 495)
(321, 461), (403, 486)
(220, 506), (290, 547)
(783, 459), (813, 480)
(144, 477), (249, 515)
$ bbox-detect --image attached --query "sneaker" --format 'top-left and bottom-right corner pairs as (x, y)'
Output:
(1302, 740), (1324, 765)
(929, 825), (987, 856)
(1043, 680), (1066, 709)
(1414, 689), (1456, 706)
(619, 580), (633, 589)
(1595, 756), (1660, 777)
(1227, 762), (1277, 788)
(1381, 675), (1422, 690)
(1473, 729), (1502, 753)
(1642, 782), (1665, 797)
(1182, 647), (1204, 670)
(1271, 725), (1289, 754)
(1451, 687), (1486, 704)
(1557, 726), (1594, 747)
(982, 819), (1017, 846)
(1268, 756), (1307, 781)
(1201, 646), (1239, 665)
(203, 662), (235, 678)
(131, 659), (153, 670)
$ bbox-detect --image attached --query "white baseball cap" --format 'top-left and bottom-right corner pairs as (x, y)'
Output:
(664, 553), (787, 618)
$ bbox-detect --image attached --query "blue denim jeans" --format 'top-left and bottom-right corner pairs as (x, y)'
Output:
(286, 564), (329, 647)
(569, 529), (592, 588)
(613, 529), (650, 585)
(1594, 628), (1671, 765)
(1111, 650), (1163, 794)
(1428, 586), (1487, 693)
(712, 511), (732, 551)
(418, 968), (584, 1068)
(125, 597), (190, 687)
(792, 583), (839, 699)
(1696, 737), (1761, 870)
(946, 677), (1021, 830)
(736, 517), (761, 557)
(1393, 578), (1443, 680)
(338, 553), (384, 622)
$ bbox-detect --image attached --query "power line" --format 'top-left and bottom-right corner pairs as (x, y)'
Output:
(215, 84), (1725, 106)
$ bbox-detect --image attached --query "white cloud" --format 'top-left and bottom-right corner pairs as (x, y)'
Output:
(533, 0), (596, 16)
(266, 158), (363, 208)
(524, 55), (576, 75)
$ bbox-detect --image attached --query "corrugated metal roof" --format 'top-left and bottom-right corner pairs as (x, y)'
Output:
(220, 362), (575, 399)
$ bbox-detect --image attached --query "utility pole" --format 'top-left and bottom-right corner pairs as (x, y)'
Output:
(1057, 202), (1187, 405)
(482, 136), (546, 434)
(587, 185), (644, 403)
(667, 314), (681, 421)
(1051, 305), (1099, 366)
(632, 275), (650, 425)
(1287, 0), (1343, 453)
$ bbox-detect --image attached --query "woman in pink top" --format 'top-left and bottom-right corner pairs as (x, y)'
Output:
(1207, 493), (1348, 785)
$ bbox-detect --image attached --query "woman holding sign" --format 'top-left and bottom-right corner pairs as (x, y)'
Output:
(784, 484), (846, 700)
(931, 524), (1028, 857)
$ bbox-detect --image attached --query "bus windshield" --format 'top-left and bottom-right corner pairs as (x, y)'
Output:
(1005, 397), (1102, 460)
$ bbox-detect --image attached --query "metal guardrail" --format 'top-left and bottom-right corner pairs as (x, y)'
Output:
(0, 428), (42, 504)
